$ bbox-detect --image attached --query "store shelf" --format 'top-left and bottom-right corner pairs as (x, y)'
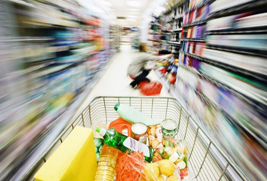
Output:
(15, 54), (114, 181)
(207, 26), (267, 35)
(149, 32), (160, 35)
(181, 38), (205, 42)
(179, 64), (267, 109)
(207, 45), (267, 58)
(172, 28), (182, 32)
(208, 0), (267, 20)
(185, 0), (216, 13)
(152, 23), (162, 27)
(180, 51), (267, 81)
(0, 36), (54, 42)
(162, 32), (173, 35)
(182, 20), (207, 27)
(8, 0), (39, 8)
(177, 76), (266, 148)
(168, 41), (181, 45)
(164, 0), (186, 15)
(148, 39), (161, 42)
(167, 15), (183, 23)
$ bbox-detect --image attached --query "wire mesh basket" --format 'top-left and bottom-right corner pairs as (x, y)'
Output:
(26, 96), (246, 181)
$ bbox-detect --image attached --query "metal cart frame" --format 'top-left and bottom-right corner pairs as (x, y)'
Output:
(24, 96), (246, 181)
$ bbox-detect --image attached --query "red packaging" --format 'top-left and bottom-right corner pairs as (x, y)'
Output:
(139, 81), (163, 96)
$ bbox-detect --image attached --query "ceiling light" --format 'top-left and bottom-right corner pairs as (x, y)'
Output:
(127, 0), (141, 7)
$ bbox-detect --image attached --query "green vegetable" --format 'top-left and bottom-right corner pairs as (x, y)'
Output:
(94, 138), (103, 147)
(183, 156), (188, 166)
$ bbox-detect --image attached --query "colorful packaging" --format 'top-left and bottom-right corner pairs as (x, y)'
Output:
(147, 124), (163, 149)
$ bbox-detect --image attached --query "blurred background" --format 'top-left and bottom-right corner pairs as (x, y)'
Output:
(0, 0), (266, 180)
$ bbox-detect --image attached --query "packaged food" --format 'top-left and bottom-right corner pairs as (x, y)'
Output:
(147, 124), (163, 149)
(132, 123), (148, 144)
(161, 119), (178, 140)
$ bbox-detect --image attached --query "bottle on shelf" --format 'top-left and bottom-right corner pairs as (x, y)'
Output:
(94, 144), (118, 181)
(96, 127), (153, 162)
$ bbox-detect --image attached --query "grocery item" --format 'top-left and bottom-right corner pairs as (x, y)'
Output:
(132, 123), (148, 144)
(114, 104), (161, 125)
(34, 127), (97, 181)
(143, 163), (160, 181)
(159, 159), (175, 176)
(96, 128), (153, 162)
(139, 81), (163, 96)
(147, 124), (163, 149)
(161, 119), (178, 139)
(143, 159), (180, 181)
(116, 151), (146, 181)
(180, 168), (189, 180)
(94, 144), (118, 181)
(94, 138), (104, 161)
(109, 117), (133, 137)
(166, 175), (180, 181)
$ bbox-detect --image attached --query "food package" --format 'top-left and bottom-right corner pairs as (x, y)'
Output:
(147, 124), (163, 149)
(34, 127), (97, 181)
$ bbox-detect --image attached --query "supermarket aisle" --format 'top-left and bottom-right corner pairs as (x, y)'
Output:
(74, 44), (170, 118)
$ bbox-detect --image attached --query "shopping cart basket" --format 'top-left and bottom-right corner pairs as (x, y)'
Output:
(24, 96), (246, 181)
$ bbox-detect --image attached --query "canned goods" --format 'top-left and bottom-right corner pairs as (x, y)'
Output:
(131, 123), (148, 144)
(161, 119), (178, 139)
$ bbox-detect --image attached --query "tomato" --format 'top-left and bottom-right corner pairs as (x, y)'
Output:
(180, 167), (188, 179)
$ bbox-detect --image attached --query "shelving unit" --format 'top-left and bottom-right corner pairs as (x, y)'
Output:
(180, 38), (205, 42)
(182, 20), (207, 27)
(155, 0), (267, 181)
(0, 0), (117, 180)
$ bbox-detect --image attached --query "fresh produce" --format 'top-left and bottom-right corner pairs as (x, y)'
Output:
(144, 163), (160, 181)
(147, 124), (163, 149)
(152, 152), (163, 162)
(116, 151), (146, 181)
(166, 175), (180, 181)
(158, 160), (175, 176)
(94, 138), (104, 161)
(177, 161), (186, 170)
(158, 175), (165, 181)
(180, 168), (188, 180)
(154, 139), (188, 165)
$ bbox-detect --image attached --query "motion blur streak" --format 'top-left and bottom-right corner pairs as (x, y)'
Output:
(0, 0), (117, 180)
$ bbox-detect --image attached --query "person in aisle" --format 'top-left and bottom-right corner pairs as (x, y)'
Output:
(127, 43), (173, 88)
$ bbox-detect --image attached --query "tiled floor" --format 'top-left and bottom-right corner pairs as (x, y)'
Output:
(73, 43), (170, 119)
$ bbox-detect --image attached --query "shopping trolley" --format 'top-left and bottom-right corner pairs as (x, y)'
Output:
(25, 96), (246, 181)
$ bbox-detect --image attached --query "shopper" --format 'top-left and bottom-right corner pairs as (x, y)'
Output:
(128, 43), (173, 88)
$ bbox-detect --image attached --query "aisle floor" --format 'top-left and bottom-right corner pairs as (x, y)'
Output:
(73, 44), (170, 118)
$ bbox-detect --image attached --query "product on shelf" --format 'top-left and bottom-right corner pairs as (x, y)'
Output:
(0, 0), (117, 179)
